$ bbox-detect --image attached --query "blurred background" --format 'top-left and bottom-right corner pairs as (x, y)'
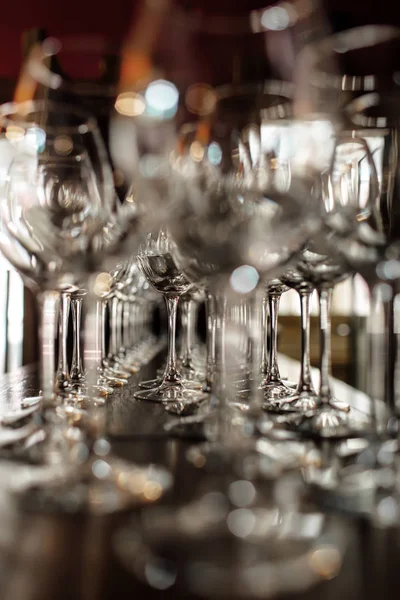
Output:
(0, 0), (393, 387)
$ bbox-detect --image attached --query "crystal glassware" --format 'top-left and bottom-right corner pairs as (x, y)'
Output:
(134, 228), (207, 409)
(0, 100), (172, 512)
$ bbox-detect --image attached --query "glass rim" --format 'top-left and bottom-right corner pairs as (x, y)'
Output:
(304, 24), (400, 92)
(0, 99), (99, 135)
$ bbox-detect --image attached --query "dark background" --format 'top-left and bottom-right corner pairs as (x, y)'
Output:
(0, 0), (399, 81)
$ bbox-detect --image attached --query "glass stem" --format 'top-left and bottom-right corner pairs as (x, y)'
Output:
(318, 287), (333, 406)
(363, 280), (395, 439)
(128, 303), (137, 350)
(241, 299), (251, 368)
(266, 292), (282, 384)
(163, 295), (181, 384)
(100, 300), (107, 369)
(203, 290), (216, 393)
(249, 289), (265, 415)
(216, 292), (232, 444)
(116, 298), (124, 357)
(108, 295), (118, 361)
(296, 289), (315, 395)
(37, 290), (59, 409)
(70, 293), (85, 385)
(95, 300), (103, 373)
(181, 296), (195, 369)
(365, 282), (382, 435)
(83, 276), (102, 414)
(122, 301), (131, 353)
(260, 293), (268, 375)
(383, 285), (396, 420)
(56, 291), (71, 391)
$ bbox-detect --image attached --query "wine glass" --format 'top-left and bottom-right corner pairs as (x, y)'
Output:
(0, 100), (172, 512)
(161, 82), (300, 435)
(301, 24), (400, 422)
(305, 90), (400, 516)
(278, 134), (379, 437)
(291, 27), (400, 511)
(134, 227), (207, 408)
(0, 99), (111, 418)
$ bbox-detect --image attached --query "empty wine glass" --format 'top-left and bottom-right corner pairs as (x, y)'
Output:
(0, 100), (172, 512)
(135, 228), (207, 408)
(305, 90), (400, 514)
(279, 135), (378, 436)
(0, 99), (112, 434)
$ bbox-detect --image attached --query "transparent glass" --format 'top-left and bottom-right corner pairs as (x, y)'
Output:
(135, 228), (207, 409)
(0, 100), (172, 512)
(0, 100), (113, 431)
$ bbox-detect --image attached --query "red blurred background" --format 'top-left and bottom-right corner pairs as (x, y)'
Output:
(0, 0), (400, 81)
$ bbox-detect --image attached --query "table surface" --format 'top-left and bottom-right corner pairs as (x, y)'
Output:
(0, 354), (397, 600)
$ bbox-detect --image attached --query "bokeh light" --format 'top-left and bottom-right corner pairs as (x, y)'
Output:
(54, 135), (73, 155)
(189, 141), (205, 162)
(230, 265), (260, 294)
(5, 125), (25, 143)
(260, 5), (291, 31)
(207, 142), (222, 165)
(115, 92), (146, 117)
(145, 80), (179, 120)
(185, 83), (217, 116)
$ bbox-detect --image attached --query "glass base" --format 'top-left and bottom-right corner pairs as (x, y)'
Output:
(164, 393), (208, 416)
(134, 382), (206, 404)
(139, 377), (202, 391)
(270, 390), (320, 413)
(262, 380), (298, 402)
(139, 377), (160, 389)
(103, 372), (128, 388)
(103, 366), (130, 381)
(261, 381), (301, 413)
(93, 383), (114, 397)
(75, 395), (107, 409)
(12, 457), (173, 515)
(286, 405), (370, 439)
(115, 360), (140, 375)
